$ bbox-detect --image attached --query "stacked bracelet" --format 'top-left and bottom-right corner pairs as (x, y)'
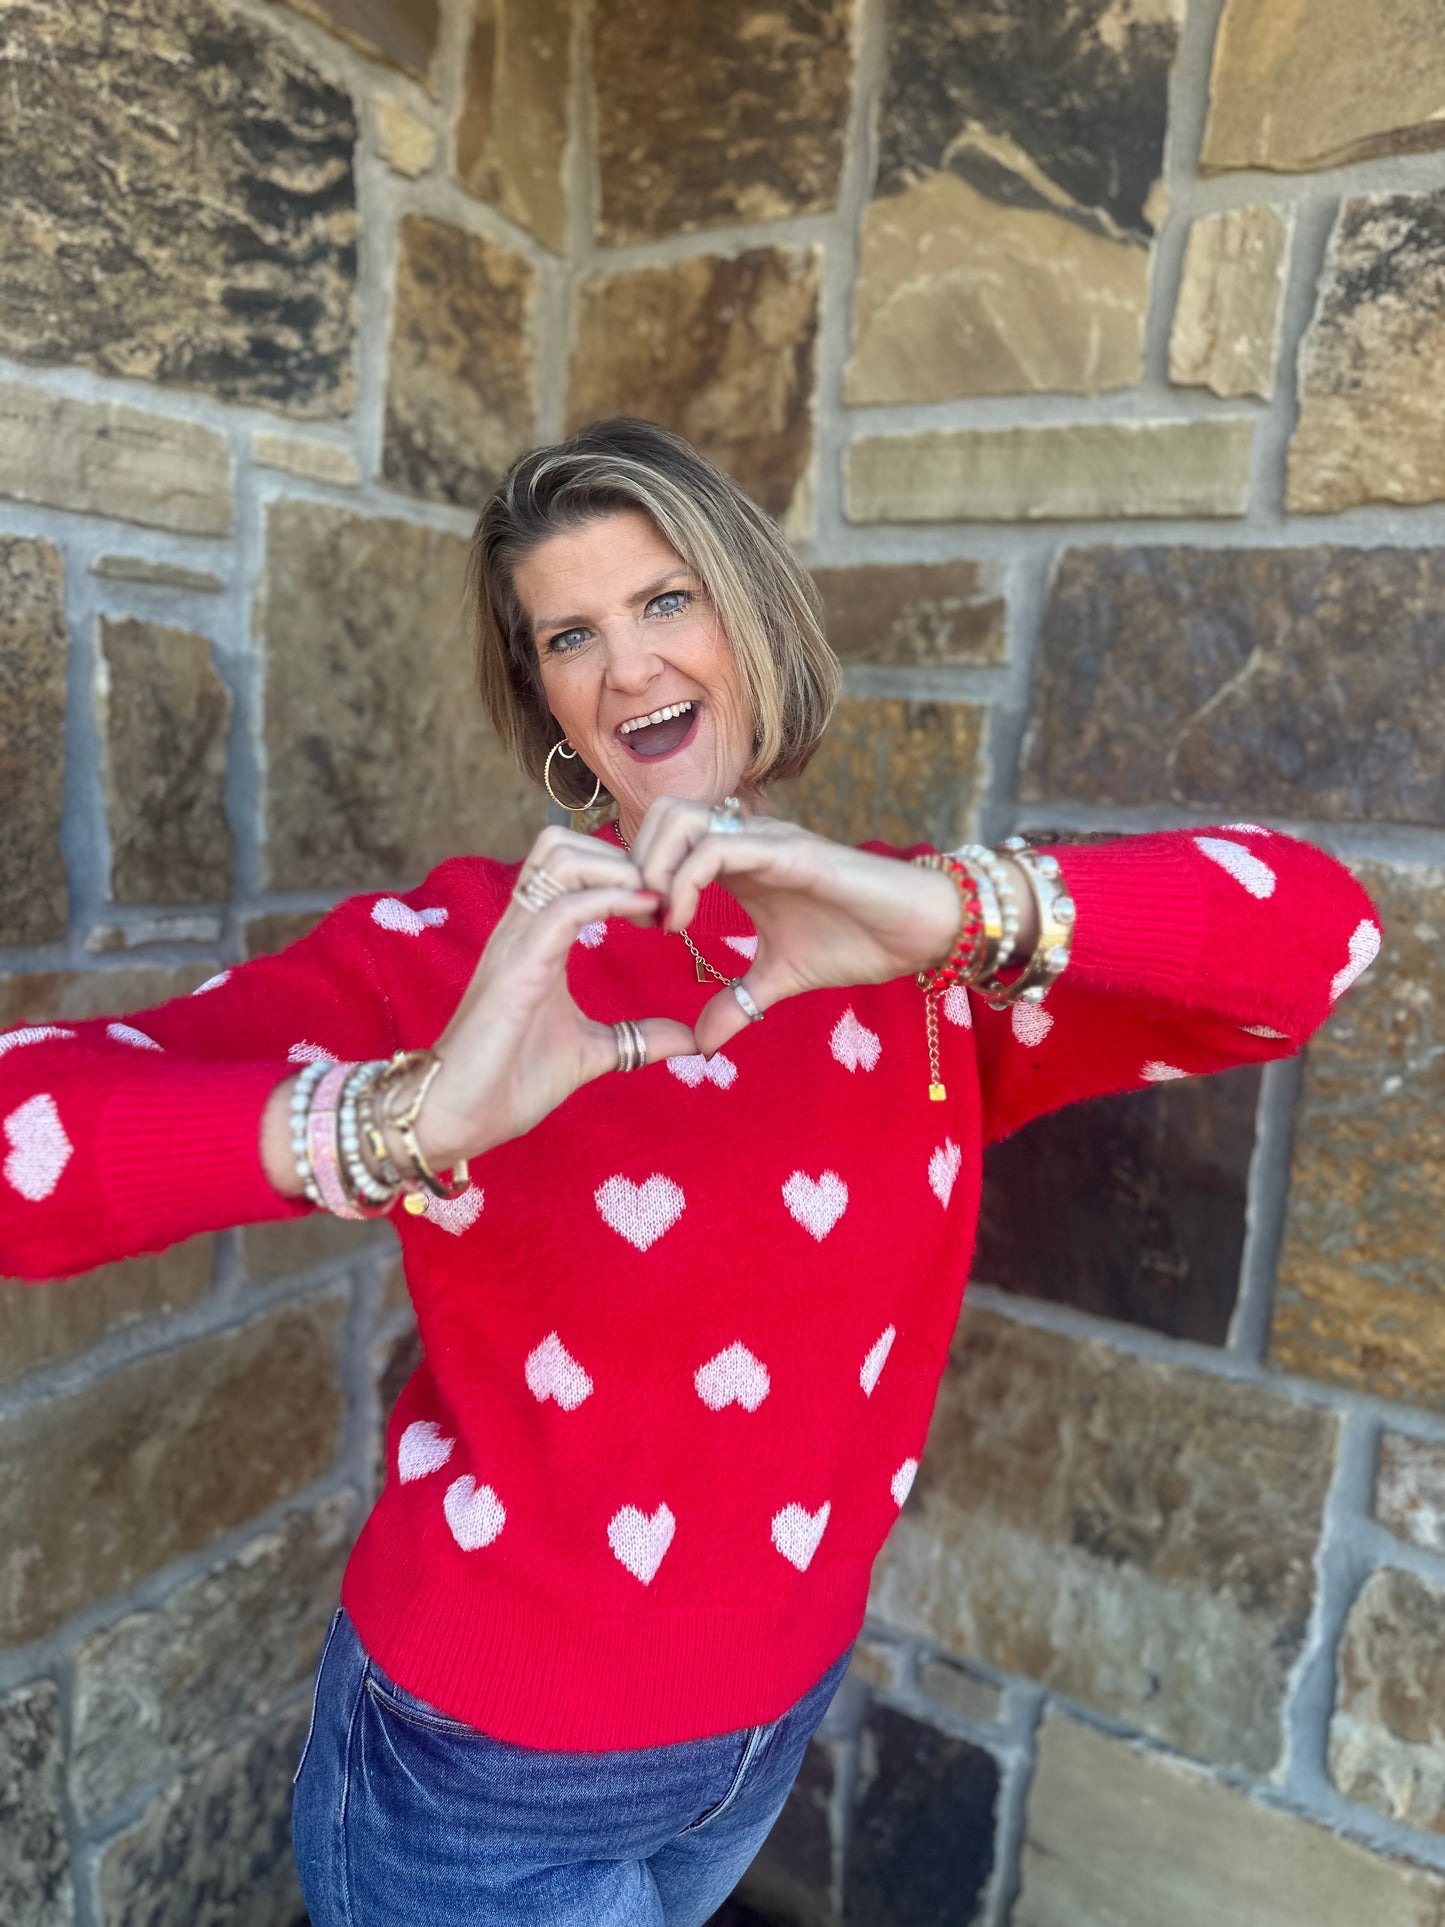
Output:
(290, 1059), (330, 1206)
(307, 1062), (366, 1220)
(910, 853), (985, 990)
(339, 1060), (398, 1217)
(286, 1048), (468, 1219)
(974, 838), (1075, 1006)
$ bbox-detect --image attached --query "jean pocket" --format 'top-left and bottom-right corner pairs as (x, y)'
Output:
(293, 1606), (345, 1788)
(363, 1668), (490, 1741)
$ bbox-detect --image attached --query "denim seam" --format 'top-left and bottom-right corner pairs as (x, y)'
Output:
(362, 1675), (481, 1741)
(679, 1720), (771, 1835)
(293, 1607), (344, 1789)
(337, 1638), (369, 1927)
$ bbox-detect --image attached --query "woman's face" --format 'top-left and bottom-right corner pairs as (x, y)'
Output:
(516, 509), (757, 836)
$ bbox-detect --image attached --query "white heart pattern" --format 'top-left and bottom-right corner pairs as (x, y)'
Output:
(942, 985), (972, 1029)
(525, 1332), (593, 1411)
(772, 1501), (830, 1572)
(4, 1093), (72, 1201)
(830, 1006), (881, 1073)
(1221, 822), (1271, 835)
(724, 935), (758, 961)
(1194, 836), (1276, 900)
(1330, 919), (1382, 1002)
(860, 1325), (895, 1396)
(667, 1052), (737, 1090)
(1240, 1024), (1289, 1039)
(106, 1023), (162, 1051)
(1011, 1002), (1054, 1047)
(595, 1174), (686, 1252)
(371, 897), (449, 935)
(191, 971), (230, 995)
(422, 1185), (485, 1235)
(0, 1026), (74, 1058)
(891, 1459), (918, 1507)
(782, 1169), (848, 1242)
(444, 1475), (506, 1550)
(609, 1503), (675, 1584)
(288, 1040), (335, 1067)
(576, 921), (607, 949)
(1141, 1061), (1186, 1082)
(929, 1138), (961, 1209)
(695, 1341), (771, 1412)
(398, 1418), (455, 1483)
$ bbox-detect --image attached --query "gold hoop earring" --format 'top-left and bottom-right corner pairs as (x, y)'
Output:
(544, 740), (603, 812)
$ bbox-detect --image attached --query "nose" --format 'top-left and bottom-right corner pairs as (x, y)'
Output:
(599, 624), (666, 697)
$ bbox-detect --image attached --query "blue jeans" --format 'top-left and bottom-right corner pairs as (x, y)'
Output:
(293, 1607), (854, 1925)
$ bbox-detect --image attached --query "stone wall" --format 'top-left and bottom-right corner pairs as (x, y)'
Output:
(0, 1), (1442, 1922)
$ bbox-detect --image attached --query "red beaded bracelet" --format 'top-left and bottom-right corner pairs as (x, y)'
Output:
(911, 852), (985, 991)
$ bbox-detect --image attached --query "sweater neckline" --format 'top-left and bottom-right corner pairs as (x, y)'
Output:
(591, 818), (751, 942)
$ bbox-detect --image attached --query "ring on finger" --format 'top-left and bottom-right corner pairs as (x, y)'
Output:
(512, 864), (569, 913)
(612, 1018), (648, 1072)
(708, 795), (745, 836)
(729, 978), (764, 1023)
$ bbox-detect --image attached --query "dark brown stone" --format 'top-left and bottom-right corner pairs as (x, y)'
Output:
(1329, 1568), (1445, 1834)
(733, 1738), (837, 1927)
(567, 247), (820, 526)
(456, 0), (570, 251)
(98, 617), (233, 905)
(0, 1297), (344, 1647)
(810, 561), (1006, 667)
(258, 499), (546, 890)
(974, 1066), (1261, 1344)
(845, 1703), (998, 1927)
(382, 215), (537, 508)
(0, 1241), (213, 1386)
(277, 0), (439, 87)
(0, 0), (357, 417)
(0, 1680), (71, 1927)
(772, 697), (984, 851)
(1022, 546), (1445, 822)
(592, 0), (853, 244)
(869, 1305), (1338, 1773)
(0, 534), (67, 944)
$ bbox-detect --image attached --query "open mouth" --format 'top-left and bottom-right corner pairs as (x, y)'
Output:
(615, 699), (701, 761)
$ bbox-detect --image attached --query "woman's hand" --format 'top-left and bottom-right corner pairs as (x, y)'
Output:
(628, 798), (987, 1055)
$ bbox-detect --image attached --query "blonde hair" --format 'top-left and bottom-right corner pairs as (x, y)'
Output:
(466, 418), (840, 802)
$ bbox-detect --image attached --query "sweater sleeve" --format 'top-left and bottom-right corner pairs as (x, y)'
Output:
(0, 895), (400, 1280)
(956, 825), (1382, 1145)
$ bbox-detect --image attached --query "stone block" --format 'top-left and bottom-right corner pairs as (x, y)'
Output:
(1375, 1435), (1445, 1556)
(773, 697), (983, 853)
(0, 0), (356, 417)
(973, 1066), (1261, 1345)
(242, 907), (327, 960)
(844, 1702), (998, 1926)
(253, 434), (361, 488)
(869, 1305), (1337, 1773)
(1169, 205), (1291, 399)
(733, 1737), (837, 1927)
(1023, 548), (1445, 821)
(1200, 0), (1445, 175)
(1270, 863), (1445, 1406)
(258, 499), (546, 889)
(0, 1296), (344, 1647)
(92, 557), (224, 594)
(0, 1680), (71, 1927)
(0, 961), (218, 1028)
(916, 1656), (1005, 1728)
(845, 0), (1180, 404)
(0, 1239), (213, 1386)
(97, 1706), (308, 1927)
(1016, 1714), (1445, 1927)
(809, 560), (1006, 668)
(87, 914), (223, 953)
(1288, 191), (1445, 513)
(846, 1637), (899, 1691)
(240, 1214), (381, 1283)
(376, 95), (436, 178)
(0, 533), (67, 945)
(274, 0), (438, 88)
(382, 215), (536, 508)
(592, 0), (852, 244)
(97, 617), (233, 905)
(1329, 1568), (1445, 1834)
(71, 1489), (356, 1822)
(457, 0), (569, 250)
(568, 247), (820, 526)
(847, 420), (1252, 524)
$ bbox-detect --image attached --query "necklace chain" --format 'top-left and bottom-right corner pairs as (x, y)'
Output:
(613, 821), (733, 985)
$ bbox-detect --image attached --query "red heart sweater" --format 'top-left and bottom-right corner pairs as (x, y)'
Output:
(0, 824), (1381, 1750)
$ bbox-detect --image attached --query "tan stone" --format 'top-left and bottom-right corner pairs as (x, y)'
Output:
(240, 1215), (381, 1284)
(0, 384), (232, 535)
(0, 1241), (213, 1387)
(1169, 205), (1291, 400)
(1288, 191), (1445, 514)
(382, 215), (536, 507)
(86, 914), (222, 953)
(380, 1251), (411, 1316)
(810, 560), (1006, 667)
(846, 171), (1152, 404)
(1329, 1569), (1445, 1834)
(1201, 0), (1445, 175)
(375, 95), (437, 178)
(275, 0), (438, 89)
(0, 1681), (71, 1927)
(846, 1638), (900, 1691)
(0, 1296), (344, 1646)
(71, 1490), (357, 1822)
(0, 0), (356, 417)
(1016, 1714), (1445, 1927)
(97, 617), (233, 905)
(917, 1657), (1005, 1727)
(241, 908), (327, 960)
(568, 247), (820, 526)
(0, 534), (67, 945)
(1270, 863), (1444, 1406)
(456, 0), (569, 251)
(252, 433), (361, 488)
(773, 698), (984, 852)
(0, 962), (218, 1029)
(258, 499), (546, 889)
(869, 1305), (1337, 1773)
(92, 556), (224, 594)
(1375, 1435), (1445, 1556)
(846, 420), (1253, 524)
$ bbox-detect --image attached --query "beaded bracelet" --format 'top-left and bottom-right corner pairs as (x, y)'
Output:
(947, 844), (1021, 979)
(338, 1060), (402, 1217)
(909, 853), (985, 991)
(973, 838), (1076, 1007)
(289, 1059), (330, 1206)
(306, 1062), (365, 1221)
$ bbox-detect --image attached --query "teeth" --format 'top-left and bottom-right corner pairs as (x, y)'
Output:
(619, 700), (694, 736)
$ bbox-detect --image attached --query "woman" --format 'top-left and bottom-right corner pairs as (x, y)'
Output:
(0, 419), (1381, 1925)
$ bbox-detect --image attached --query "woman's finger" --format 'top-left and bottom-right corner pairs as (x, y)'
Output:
(577, 1015), (700, 1083)
(660, 828), (776, 933)
(516, 883), (663, 967)
(630, 796), (715, 895)
(512, 839), (642, 904)
(691, 976), (764, 1057)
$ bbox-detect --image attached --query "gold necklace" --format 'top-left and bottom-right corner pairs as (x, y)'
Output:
(614, 822), (732, 984)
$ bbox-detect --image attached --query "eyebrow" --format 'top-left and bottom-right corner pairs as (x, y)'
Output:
(534, 570), (696, 636)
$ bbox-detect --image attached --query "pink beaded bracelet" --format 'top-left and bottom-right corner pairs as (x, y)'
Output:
(306, 1061), (365, 1221)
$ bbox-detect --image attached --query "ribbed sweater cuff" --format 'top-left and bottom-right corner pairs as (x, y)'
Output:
(97, 1061), (310, 1251)
(1047, 836), (1210, 1001)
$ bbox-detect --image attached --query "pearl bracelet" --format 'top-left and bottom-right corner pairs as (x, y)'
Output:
(289, 1059), (329, 1206)
(974, 836), (1076, 1006)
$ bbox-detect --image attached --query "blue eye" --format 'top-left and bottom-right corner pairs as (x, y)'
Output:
(648, 589), (692, 618)
(547, 627), (589, 654)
